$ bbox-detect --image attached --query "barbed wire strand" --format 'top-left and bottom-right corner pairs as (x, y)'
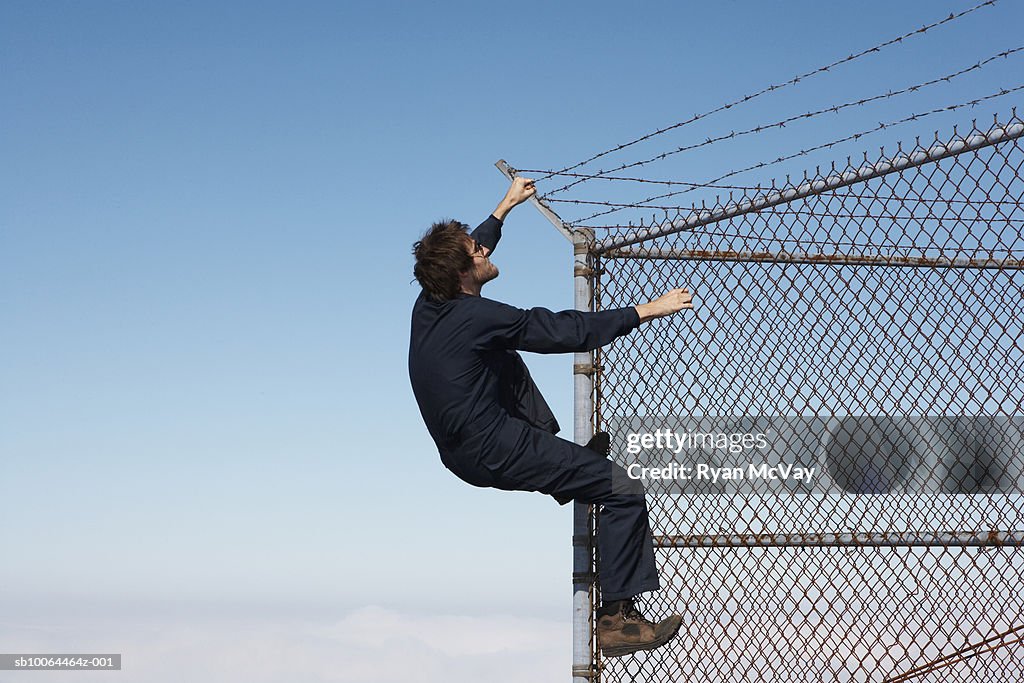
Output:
(528, 172), (1023, 206)
(538, 0), (1001, 185)
(561, 197), (1024, 214)
(568, 87), (1024, 225)
(515, 170), (761, 191)
(546, 45), (1023, 197)
(519, 176), (1024, 206)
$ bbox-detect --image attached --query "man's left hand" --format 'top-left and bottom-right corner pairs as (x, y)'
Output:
(505, 177), (536, 206)
(493, 177), (536, 221)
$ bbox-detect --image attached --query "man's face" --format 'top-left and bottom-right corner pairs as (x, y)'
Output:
(464, 236), (499, 287)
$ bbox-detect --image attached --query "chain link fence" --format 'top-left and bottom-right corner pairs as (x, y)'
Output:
(585, 113), (1024, 682)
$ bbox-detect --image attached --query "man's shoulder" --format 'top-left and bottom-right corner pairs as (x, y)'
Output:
(412, 289), (459, 314)
(411, 291), (483, 331)
(463, 295), (532, 324)
(413, 290), (514, 310)
(411, 293), (527, 345)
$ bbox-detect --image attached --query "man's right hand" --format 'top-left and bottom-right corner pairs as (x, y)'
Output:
(635, 288), (694, 323)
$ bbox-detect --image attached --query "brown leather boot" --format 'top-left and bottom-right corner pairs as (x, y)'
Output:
(597, 599), (682, 658)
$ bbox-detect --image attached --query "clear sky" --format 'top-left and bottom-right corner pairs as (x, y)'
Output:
(2, 2), (1023, 682)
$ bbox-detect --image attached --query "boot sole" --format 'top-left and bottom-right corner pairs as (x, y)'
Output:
(600, 616), (683, 658)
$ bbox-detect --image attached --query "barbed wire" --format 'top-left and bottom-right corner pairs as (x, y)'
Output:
(557, 197), (1019, 214)
(555, 195), (1024, 211)
(546, 45), (1023, 197)
(538, 0), (1001, 185)
(568, 87), (1024, 225)
(519, 175), (1024, 205)
(515, 170), (761, 191)
(567, 205), (1024, 222)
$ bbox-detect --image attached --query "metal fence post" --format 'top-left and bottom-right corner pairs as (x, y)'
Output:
(494, 159), (598, 682)
(572, 230), (597, 683)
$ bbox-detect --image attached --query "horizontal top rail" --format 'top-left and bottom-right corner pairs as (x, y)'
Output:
(654, 530), (1024, 548)
(604, 248), (1024, 270)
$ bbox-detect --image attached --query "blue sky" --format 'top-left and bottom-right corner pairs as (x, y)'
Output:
(2, 2), (1023, 681)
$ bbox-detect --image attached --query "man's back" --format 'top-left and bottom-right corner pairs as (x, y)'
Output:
(408, 290), (510, 452)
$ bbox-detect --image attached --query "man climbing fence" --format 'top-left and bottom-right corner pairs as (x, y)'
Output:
(408, 177), (694, 656)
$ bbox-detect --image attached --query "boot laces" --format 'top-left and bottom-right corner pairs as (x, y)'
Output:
(621, 599), (652, 625)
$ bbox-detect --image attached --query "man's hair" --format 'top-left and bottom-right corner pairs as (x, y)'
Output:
(412, 219), (473, 301)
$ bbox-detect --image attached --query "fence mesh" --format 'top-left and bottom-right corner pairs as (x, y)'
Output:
(587, 113), (1024, 682)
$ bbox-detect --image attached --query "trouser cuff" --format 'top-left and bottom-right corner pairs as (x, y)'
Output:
(600, 578), (661, 602)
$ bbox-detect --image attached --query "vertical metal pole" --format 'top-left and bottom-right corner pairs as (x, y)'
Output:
(492, 159), (596, 682)
(572, 230), (596, 683)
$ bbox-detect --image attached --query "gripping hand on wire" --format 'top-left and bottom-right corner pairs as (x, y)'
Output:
(493, 177), (537, 221)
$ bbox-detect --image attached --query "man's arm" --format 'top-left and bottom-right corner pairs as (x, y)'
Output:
(469, 215), (503, 254)
(468, 178), (537, 257)
(470, 287), (694, 355)
(471, 299), (642, 354)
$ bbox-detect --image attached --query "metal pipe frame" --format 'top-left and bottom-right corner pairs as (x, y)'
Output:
(654, 530), (1024, 548)
(495, 160), (597, 683)
(496, 159), (576, 244)
(571, 233), (597, 683)
(604, 247), (1024, 270)
(595, 121), (1024, 254)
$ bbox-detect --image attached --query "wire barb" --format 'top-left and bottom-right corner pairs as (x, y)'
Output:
(573, 84), (1024, 225)
(537, 0), (1001, 186)
(546, 45), (1024, 199)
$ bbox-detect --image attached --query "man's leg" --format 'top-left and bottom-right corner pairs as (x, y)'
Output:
(442, 419), (681, 656)
(500, 425), (660, 598)
(594, 491), (662, 600)
(488, 423), (681, 657)
(552, 431), (609, 505)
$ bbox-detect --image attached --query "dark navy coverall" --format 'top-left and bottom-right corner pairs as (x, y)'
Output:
(408, 215), (660, 601)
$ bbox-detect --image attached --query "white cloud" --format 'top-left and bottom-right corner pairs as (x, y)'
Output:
(0, 606), (570, 683)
